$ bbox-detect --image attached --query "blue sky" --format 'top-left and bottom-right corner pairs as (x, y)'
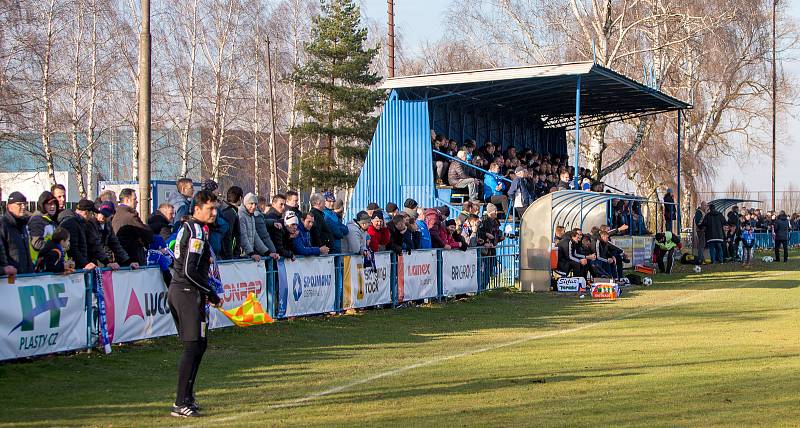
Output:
(361, 0), (800, 193)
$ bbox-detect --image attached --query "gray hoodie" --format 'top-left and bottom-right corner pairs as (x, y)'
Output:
(342, 221), (368, 254)
(238, 203), (270, 256)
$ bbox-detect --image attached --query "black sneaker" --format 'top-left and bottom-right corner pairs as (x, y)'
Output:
(171, 405), (201, 418)
(188, 400), (202, 412)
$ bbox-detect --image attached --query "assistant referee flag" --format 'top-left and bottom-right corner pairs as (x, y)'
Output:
(217, 292), (274, 327)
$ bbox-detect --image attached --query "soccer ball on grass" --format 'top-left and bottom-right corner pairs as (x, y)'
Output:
(693, 265), (702, 274)
(642, 277), (653, 286)
(762, 256), (775, 263)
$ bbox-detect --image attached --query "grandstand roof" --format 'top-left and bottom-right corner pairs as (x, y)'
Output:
(381, 62), (691, 129)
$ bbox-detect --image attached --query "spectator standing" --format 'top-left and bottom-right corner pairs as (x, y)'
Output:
(251, 198), (279, 261)
(60, 199), (99, 270)
(727, 206), (742, 260)
(693, 201), (708, 261)
(238, 193), (276, 260)
(51, 184), (74, 222)
(293, 212), (330, 256)
(220, 187), (243, 259)
(285, 190), (303, 220)
(28, 191), (61, 261)
(309, 193), (334, 249)
(663, 189), (676, 232)
(446, 219), (468, 251)
(265, 195), (293, 259)
(89, 202), (132, 268)
(343, 211), (372, 255)
(170, 178), (195, 233)
(112, 189), (154, 265)
(323, 192), (348, 253)
(508, 166), (533, 215)
(403, 198), (419, 218)
(772, 210), (790, 263)
(387, 215), (414, 255)
(384, 202), (399, 222)
(700, 204), (725, 264)
(366, 202), (380, 219)
(0, 192), (32, 274)
(367, 212), (391, 252)
(556, 171), (572, 191)
(416, 208), (432, 249)
(149, 203), (175, 243)
(741, 223), (756, 266)
(447, 150), (482, 202)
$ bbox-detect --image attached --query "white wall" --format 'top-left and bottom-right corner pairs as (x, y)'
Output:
(0, 171), (80, 203)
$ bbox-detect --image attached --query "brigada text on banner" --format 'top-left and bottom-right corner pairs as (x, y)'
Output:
(398, 250), (438, 302)
(0, 273), (88, 361)
(277, 257), (336, 318)
(441, 249), (479, 296)
(342, 253), (391, 309)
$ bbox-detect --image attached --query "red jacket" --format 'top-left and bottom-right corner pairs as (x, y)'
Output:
(367, 225), (391, 252)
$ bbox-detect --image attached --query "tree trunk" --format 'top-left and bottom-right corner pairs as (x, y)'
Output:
(40, 0), (58, 187)
(180, 0), (199, 178)
(70, 7), (86, 197)
(585, 124), (607, 180)
(85, 0), (99, 198)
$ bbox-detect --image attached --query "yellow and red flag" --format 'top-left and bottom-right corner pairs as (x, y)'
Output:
(217, 292), (274, 327)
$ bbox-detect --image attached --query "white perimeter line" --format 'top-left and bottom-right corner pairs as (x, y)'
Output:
(193, 273), (780, 427)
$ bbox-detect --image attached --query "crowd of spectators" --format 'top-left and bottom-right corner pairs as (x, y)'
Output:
(0, 178), (511, 278)
(693, 203), (797, 265)
(431, 133), (604, 215)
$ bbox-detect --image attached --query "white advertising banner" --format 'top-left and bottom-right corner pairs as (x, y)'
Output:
(210, 260), (269, 329)
(0, 273), (88, 361)
(398, 250), (438, 302)
(101, 269), (175, 344)
(441, 250), (479, 296)
(342, 253), (392, 309)
(277, 257), (336, 318)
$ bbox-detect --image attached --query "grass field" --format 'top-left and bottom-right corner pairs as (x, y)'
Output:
(2, 255), (799, 427)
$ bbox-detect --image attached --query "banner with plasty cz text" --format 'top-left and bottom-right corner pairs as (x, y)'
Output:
(0, 273), (88, 361)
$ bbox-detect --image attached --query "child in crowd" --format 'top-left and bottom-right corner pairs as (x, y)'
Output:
(35, 227), (74, 274)
(741, 224), (756, 266)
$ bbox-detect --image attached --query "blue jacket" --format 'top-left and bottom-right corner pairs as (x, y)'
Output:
(293, 223), (321, 256)
(508, 178), (533, 207)
(417, 220), (432, 249)
(483, 173), (505, 199)
(208, 214), (229, 257)
(169, 193), (192, 234)
(323, 208), (348, 253)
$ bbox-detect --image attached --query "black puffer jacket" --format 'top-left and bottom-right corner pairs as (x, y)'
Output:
(773, 213), (791, 241)
(310, 207), (333, 249)
(265, 208), (293, 258)
(59, 211), (92, 268)
(87, 218), (130, 265)
(701, 208), (726, 243)
(0, 212), (34, 274)
(147, 210), (172, 243)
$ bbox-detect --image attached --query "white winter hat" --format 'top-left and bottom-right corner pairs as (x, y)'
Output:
(243, 192), (258, 205)
(284, 210), (299, 226)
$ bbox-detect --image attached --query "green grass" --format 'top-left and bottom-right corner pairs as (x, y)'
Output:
(2, 255), (800, 427)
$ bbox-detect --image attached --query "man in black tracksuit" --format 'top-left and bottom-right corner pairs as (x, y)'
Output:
(557, 230), (592, 279)
(772, 211), (791, 262)
(168, 190), (221, 418)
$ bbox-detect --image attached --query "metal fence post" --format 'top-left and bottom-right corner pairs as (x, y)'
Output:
(437, 250), (444, 301)
(85, 270), (96, 350)
(391, 252), (398, 307)
(334, 256), (344, 313)
(266, 259), (276, 319)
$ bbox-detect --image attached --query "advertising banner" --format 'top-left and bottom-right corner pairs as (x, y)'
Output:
(611, 236), (634, 268)
(0, 273), (88, 361)
(397, 250), (438, 302)
(342, 253), (392, 309)
(441, 250), (479, 296)
(277, 257), (336, 318)
(100, 269), (175, 344)
(556, 277), (586, 292)
(210, 260), (269, 329)
(632, 236), (655, 267)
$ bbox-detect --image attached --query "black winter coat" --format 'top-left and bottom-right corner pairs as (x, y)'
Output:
(88, 218), (130, 265)
(310, 207), (333, 249)
(0, 212), (34, 274)
(773, 214), (791, 241)
(111, 204), (153, 265)
(34, 240), (65, 274)
(220, 203), (241, 259)
(59, 212), (93, 268)
(147, 211), (172, 243)
(701, 210), (726, 242)
(264, 209), (293, 258)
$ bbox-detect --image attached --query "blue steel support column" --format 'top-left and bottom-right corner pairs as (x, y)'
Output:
(677, 110), (683, 232)
(574, 76), (582, 189)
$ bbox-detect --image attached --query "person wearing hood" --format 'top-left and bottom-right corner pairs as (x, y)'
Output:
(322, 192), (348, 253)
(700, 204), (726, 264)
(293, 212), (330, 256)
(237, 192), (278, 261)
(0, 192), (32, 274)
(28, 191), (61, 261)
(220, 186), (243, 259)
(343, 211), (372, 255)
(772, 210), (791, 262)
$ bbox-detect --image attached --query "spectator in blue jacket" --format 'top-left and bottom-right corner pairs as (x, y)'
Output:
(415, 208), (432, 249)
(293, 212), (330, 256)
(323, 192), (348, 253)
(483, 162), (509, 215)
(169, 178), (195, 233)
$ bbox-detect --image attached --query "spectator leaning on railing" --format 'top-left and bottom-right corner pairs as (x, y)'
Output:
(113, 189), (154, 266)
(90, 201), (134, 269)
(323, 192), (348, 253)
(415, 208), (432, 249)
(265, 194), (293, 259)
(220, 187), (243, 260)
(60, 199), (99, 271)
(238, 192), (277, 262)
(367, 212), (390, 252)
(343, 211), (372, 256)
(293, 212), (330, 256)
(149, 203), (175, 243)
(0, 192), (31, 274)
(34, 227), (72, 274)
(309, 193), (334, 250)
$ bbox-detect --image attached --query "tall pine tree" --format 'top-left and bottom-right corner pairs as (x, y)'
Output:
(291, 0), (384, 190)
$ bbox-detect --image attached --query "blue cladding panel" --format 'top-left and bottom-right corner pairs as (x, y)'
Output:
(347, 92), (435, 217)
